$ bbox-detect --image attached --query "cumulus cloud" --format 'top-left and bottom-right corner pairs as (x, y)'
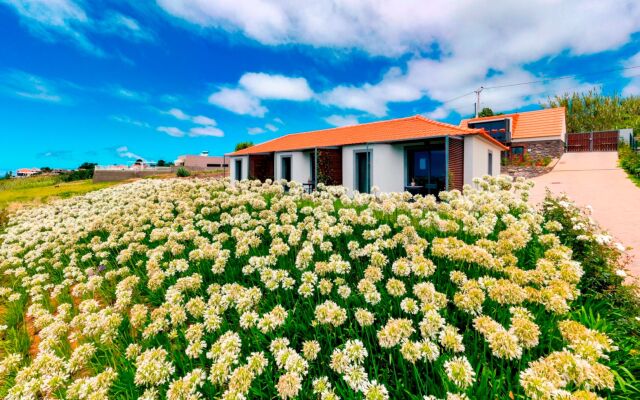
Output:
(208, 87), (268, 117)
(239, 73), (313, 100)
(162, 0), (639, 116)
(208, 72), (313, 116)
(325, 114), (359, 127)
(157, 1), (640, 57)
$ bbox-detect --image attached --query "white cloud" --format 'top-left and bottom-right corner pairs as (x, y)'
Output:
(208, 87), (268, 117)
(0, 69), (64, 103)
(320, 67), (422, 116)
(116, 146), (145, 160)
(3, 0), (153, 56)
(107, 85), (148, 101)
(239, 72), (313, 100)
(166, 108), (218, 125)
(167, 108), (189, 120)
(100, 13), (154, 42)
(622, 52), (640, 96)
(156, 1), (640, 58)
(325, 114), (359, 127)
(265, 123), (278, 132)
(192, 115), (216, 126)
(161, 0), (640, 115)
(189, 126), (224, 137)
(209, 72), (313, 116)
(248, 127), (266, 135)
(110, 115), (151, 128)
(157, 126), (185, 137)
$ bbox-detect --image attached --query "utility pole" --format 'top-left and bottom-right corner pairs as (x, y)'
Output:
(474, 86), (484, 117)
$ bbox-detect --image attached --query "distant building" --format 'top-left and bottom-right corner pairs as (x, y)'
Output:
(16, 168), (41, 177)
(460, 107), (567, 160)
(175, 151), (228, 170)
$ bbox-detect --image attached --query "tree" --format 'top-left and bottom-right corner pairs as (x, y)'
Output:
(235, 141), (254, 151)
(78, 162), (97, 171)
(157, 160), (166, 167)
(543, 89), (640, 133)
(478, 107), (495, 117)
(40, 167), (53, 173)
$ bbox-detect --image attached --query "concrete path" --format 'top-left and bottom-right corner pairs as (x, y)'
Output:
(529, 152), (640, 277)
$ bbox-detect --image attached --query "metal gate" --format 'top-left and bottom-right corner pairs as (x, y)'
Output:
(567, 131), (619, 152)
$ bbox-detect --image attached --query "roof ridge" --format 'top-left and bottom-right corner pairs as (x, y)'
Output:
(279, 114), (420, 138)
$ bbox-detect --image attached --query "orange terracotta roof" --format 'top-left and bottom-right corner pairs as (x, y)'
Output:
(229, 115), (507, 155)
(460, 107), (566, 140)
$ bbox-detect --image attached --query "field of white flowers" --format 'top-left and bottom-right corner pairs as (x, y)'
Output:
(0, 176), (633, 399)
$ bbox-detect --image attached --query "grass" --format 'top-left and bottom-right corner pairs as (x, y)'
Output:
(0, 175), (118, 211)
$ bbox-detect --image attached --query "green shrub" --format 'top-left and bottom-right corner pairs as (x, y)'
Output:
(619, 143), (640, 181)
(176, 167), (191, 177)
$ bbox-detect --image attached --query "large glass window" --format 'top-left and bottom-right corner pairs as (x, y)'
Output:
(469, 119), (510, 143)
(406, 143), (446, 195)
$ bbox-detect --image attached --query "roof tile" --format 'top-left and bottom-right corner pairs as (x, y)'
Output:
(230, 115), (507, 155)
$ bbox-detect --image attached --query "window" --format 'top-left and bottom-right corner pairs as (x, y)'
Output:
(468, 119), (510, 143)
(207, 163), (222, 168)
(405, 143), (446, 195)
(488, 151), (493, 176)
(234, 159), (242, 181)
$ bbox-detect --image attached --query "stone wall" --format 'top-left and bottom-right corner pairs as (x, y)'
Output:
(514, 139), (564, 159)
(93, 168), (177, 182)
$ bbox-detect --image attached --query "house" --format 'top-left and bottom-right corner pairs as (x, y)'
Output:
(460, 107), (566, 160)
(227, 115), (507, 195)
(16, 168), (41, 177)
(175, 151), (229, 170)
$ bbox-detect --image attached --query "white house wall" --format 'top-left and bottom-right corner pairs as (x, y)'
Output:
(274, 151), (312, 184)
(342, 143), (406, 193)
(463, 136), (501, 185)
(229, 156), (249, 182)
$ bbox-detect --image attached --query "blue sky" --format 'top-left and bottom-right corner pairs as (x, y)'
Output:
(1, 1), (640, 173)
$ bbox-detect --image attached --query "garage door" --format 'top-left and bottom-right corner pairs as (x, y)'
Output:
(567, 131), (619, 152)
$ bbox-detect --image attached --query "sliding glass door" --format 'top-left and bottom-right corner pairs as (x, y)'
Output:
(406, 143), (446, 195)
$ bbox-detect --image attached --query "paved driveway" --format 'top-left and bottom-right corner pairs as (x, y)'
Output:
(529, 152), (640, 277)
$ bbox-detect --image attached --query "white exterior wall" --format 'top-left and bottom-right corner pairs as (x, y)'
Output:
(463, 136), (502, 185)
(274, 151), (312, 183)
(229, 156), (249, 182)
(342, 143), (406, 193)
